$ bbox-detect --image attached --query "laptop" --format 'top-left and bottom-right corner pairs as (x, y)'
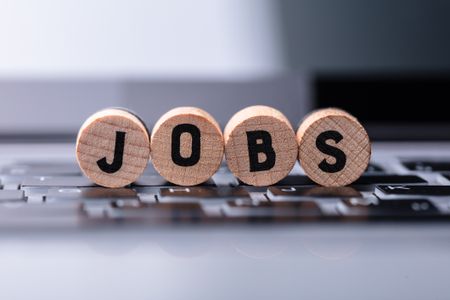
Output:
(1, 74), (449, 222)
(0, 75), (450, 300)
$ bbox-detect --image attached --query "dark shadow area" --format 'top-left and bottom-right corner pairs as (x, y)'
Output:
(314, 73), (450, 140)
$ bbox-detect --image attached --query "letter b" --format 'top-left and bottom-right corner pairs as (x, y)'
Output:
(246, 130), (276, 172)
(224, 106), (298, 186)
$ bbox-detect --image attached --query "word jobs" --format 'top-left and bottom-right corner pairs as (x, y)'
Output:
(76, 106), (371, 188)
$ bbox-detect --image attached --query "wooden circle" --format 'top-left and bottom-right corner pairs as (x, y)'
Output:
(76, 108), (150, 188)
(150, 107), (224, 186)
(297, 108), (371, 187)
(224, 105), (298, 186)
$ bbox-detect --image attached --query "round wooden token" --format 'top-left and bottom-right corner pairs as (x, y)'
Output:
(297, 108), (371, 187)
(224, 105), (298, 186)
(76, 108), (150, 188)
(150, 107), (224, 186)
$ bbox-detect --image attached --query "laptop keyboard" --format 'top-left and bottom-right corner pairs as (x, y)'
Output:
(0, 160), (450, 225)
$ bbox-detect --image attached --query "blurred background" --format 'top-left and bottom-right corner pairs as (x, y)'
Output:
(1, 0), (450, 138)
(2, 3), (450, 298)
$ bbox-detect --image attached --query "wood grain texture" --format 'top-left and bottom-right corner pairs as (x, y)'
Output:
(76, 108), (150, 188)
(297, 108), (371, 187)
(150, 107), (224, 186)
(224, 105), (298, 186)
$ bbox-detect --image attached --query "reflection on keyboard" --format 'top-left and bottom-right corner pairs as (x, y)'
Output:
(0, 160), (449, 226)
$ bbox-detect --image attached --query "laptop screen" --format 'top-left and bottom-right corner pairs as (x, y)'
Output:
(314, 73), (450, 140)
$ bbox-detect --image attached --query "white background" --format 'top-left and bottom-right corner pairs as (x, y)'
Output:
(0, 0), (284, 78)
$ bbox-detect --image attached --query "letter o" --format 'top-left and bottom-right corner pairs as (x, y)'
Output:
(151, 107), (224, 186)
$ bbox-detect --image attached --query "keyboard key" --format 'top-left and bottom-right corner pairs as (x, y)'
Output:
(247, 174), (425, 195)
(46, 187), (138, 203)
(133, 175), (215, 187)
(338, 198), (439, 217)
(108, 202), (205, 222)
(0, 190), (25, 202)
(0, 162), (81, 176)
(403, 161), (450, 172)
(238, 175), (315, 187)
(112, 198), (141, 208)
(21, 176), (95, 187)
(376, 185), (450, 196)
(353, 175), (426, 185)
(84, 197), (142, 219)
(2, 183), (20, 190)
(157, 187), (249, 203)
(137, 193), (157, 204)
(21, 186), (50, 199)
(222, 198), (322, 219)
(0, 175), (29, 186)
(268, 186), (362, 200)
(0, 203), (81, 227)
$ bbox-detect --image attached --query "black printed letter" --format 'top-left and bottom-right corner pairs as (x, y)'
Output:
(97, 131), (126, 173)
(171, 124), (201, 167)
(315, 130), (347, 173)
(246, 130), (276, 172)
